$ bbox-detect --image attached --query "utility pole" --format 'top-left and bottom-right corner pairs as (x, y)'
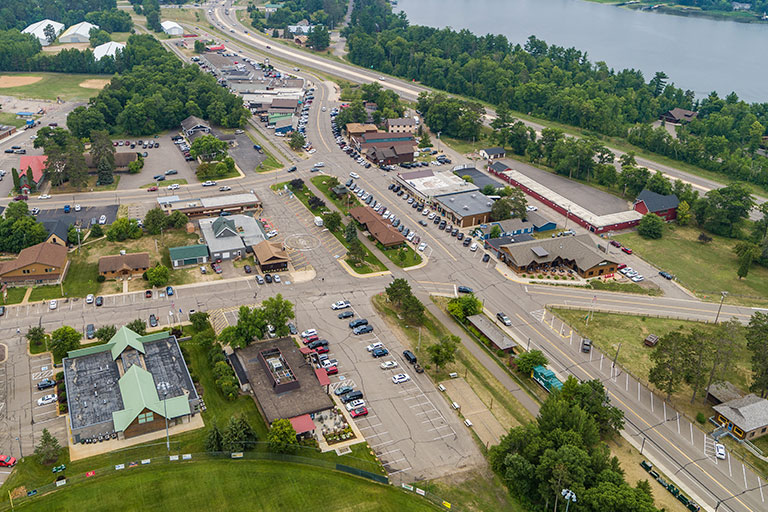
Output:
(714, 291), (728, 324)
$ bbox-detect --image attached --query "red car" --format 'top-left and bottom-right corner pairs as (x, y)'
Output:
(13, 195), (27, 201)
(303, 335), (319, 344)
(350, 407), (368, 418)
(617, 263), (627, 270)
(314, 345), (329, 354)
(325, 365), (338, 375)
(0, 455), (17, 467)
(621, 247), (633, 255)
(147, 186), (158, 192)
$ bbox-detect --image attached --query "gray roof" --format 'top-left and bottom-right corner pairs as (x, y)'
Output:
(435, 190), (493, 217)
(635, 189), (679, 213)
(199, 214), (265, 254)
(489, 161), (511, 174)
(467, 315), (517, 351)
(713, 394), (768, 432)
(482, 147), (506, 156)
(525, 211), (556, 229)
(386, 117), (415, 127)
(499, 234), (617, 271)
(199, 193), (260, 209)
(496, 217), (533, 233)
(181, 115), (209, 133)
(42, 219), (70, 241)
(485, 233), (534, 252)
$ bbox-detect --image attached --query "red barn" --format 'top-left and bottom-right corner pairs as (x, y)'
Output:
(633, 189), (679, 221)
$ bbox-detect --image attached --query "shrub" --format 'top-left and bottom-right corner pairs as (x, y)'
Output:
(696, 412), (707, 424)
(97, 275), (106, 283)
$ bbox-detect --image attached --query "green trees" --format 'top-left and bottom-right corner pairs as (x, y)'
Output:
(207, 342), (239, 400)
(427, 335), (458, 370)
(0, 203), (48, 253)
(489, 225), (502, 239)
(205, 423), (223, 452)
(346, 239), (366, 266)
(446, 294), (482, 322)
(344, 222), (358, 243)
(35, 428), (61, 465)
(222, 416), (258, 452)
(416, 92), (484, 141)
(490, 198), (512, 221)
(194, 39), (206, 53)
(190, 135), (228, 162)
(49, 326), (82, 360)
(746, 312), (768, 397)
(307, 25), (330, 51)
(146, 265), (170, 287)
(324, 211), (342, 232)
(85, 8), (133, 33)
(143, 207), (168, 235)
(95, 325), (117, 343)
(106, 218), (142, 241)
(637, 213), (664, 239)
(89, 28), (111, 47)
(267, 418), (299, 454)
(385, 278), (412, 306)
(514, 350), (548, 375)
(401, 294), (426, 324)
(126, 318), (147, 336)
(26, 326), (47, 352)
(735, 241), (761, 279)
(261, 294), (295, 337)
(91, 129), (115, 185)
(693, 183), (754, 238)
(289, 131), (305, 151)
(36, 127), (89, 189)
(190, 312), (210, 332)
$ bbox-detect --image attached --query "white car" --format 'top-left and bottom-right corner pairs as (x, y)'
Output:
(98, 214), (107, 225)
(301, 329), (318, 338)
(715, 443), (726, 460)
(366, 342), (384, 352)
(74, 204), (81, 212)
(315, 162), (324, 168)
(345, 399), (365, 411)
(378, 76), (386, 81)
(422, 209), (429, 216)
(49, 300), (57, 310)
(428, 212), (436, 220)
(321, 106), (327, 112)
(273, 275), (281, 283)
(349, 172), (360, 179)
(37, 394), (56, 406)
(407, 232), (416, 242)
(307, 148), (316, 154)
(167, 183), (180, 190)
(39, 194), (51, 200)
(526, 205), (538, 212)
(86, 294), (94, 304)
(631, 276), (644, 282)
(392, 373), (410, 384)
(266, 230), (278, 238)
(418, 242), (427, 252)
(380, 360), (398, 370)
(202, 180), (216, 187)
(331, 300), (351, 310)
(469, 243), (478, 252)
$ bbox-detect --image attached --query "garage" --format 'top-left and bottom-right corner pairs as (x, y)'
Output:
(168, 244), (210, 268)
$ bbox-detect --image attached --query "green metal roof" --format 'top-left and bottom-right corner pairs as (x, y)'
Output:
(212, 217), (237, 237)
(169, 244), (209, 261)
(112, 364), (191, 432)
(66, 328), (171, 360)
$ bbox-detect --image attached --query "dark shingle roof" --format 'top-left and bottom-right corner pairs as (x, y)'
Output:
(482, 147), (505, 156)
(635, 189), (679, 213)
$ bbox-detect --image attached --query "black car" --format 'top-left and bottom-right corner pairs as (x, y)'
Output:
(149, 314), (158, 327)
(439, 221), (447, 230)
(0, 306), (4, 316)
(581, 338), (592, 353)
(308, 339), (329, 349)
(349, 318), (368, 328)
(433, 217), (441, 225)
(388, 184), (395, 190)
(419, 220), (427, 226)
(482, 253), (491, 262)
(37, 378), (56, 390)
(338, 310), (354, 319)
(463, 237), (472, 247)
(457, 232), (464, 240)
(287, 166), (297, 172)
(95, 296), (104, 306)
(265, 273), (273, 283)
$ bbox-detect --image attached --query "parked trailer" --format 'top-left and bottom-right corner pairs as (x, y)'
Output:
(531, 365), (563, 393)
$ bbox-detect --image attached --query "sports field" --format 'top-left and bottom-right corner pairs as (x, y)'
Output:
(12, 461), (438, 511)
(0, 73), (109, 101)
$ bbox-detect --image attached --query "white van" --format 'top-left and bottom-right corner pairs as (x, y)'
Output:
(314, 216), (323, 227)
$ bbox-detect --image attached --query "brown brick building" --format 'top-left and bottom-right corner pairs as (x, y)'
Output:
(0, 242), (68, 286)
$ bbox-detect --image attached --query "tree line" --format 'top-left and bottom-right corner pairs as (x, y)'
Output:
(0, 0), (117, 31)
(0, 30), (123, 74)
(66, 34), (249, 136)
(248, 0), (347, 31)
(344, 0), (768, 189)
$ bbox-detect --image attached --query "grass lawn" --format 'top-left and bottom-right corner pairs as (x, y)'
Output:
(0, 112), (26, 128)
(330, 229), (387, 274)
(550, 308), (751, 420)
(109, 32), (132, 42)
(614, 225), (768, 304)
(422, 467), (526, 512)
(140, 178), (188, 189)
(160, 7), (202, 23)
(197, 166), (240, 181)
(257, 152), (282, 172)
(0, 72), (109, 101)
(587, 279), (661, 296)
(28, 258), (100, 302)
(377, 242), (422, 268)
(9, 460), (435, 512)
(1, 286), (27, 305)
(311, 175), (360, 214)
(50, 175), (120, 194)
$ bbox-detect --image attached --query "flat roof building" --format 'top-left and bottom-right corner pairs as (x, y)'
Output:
(395, 169), (478, 203)
(161, 21), (183, 36)
(161, 192), (261, 218)
(433, 191), (493, 228)
(63, 327), (199, 442)
(234, 337), (334, 424)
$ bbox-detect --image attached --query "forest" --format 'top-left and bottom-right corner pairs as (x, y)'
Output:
(344, 0), (768, 187)
(0, 0), (117, 30)
(248, 0), (347, 30)
(66, 35), (249, 136)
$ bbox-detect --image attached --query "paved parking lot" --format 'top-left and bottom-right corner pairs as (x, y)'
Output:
(227, 133), (267, 174)
(115, 133), (197, 190)
(35, 205), (118, 227)
(294, 294), (483, 483)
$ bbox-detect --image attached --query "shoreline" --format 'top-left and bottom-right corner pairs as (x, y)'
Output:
(586, 0), (768, 24)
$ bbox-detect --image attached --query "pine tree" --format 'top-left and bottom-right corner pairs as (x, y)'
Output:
(205, 423), (223, 452)
(97, 155), (114, 185)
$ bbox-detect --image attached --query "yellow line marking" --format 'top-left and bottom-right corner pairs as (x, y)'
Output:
(515, 313), (754, 512)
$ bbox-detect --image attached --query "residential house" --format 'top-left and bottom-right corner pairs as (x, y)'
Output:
(41, 219), (69, 246)
(293, 35), (308, 46)
(180, 116), (211, 138)
(169, 245), (209, 268)
(98, 252), (151, 279)
(633, 189), (679, 222)
(660, 108), (698, 124)
(252, 240), (289, 272)
(480, 147), (506, 160)
(0, 242), (68, 286)
(18, 155), (47, 194)
(713, 394), (768, 441)
(384, 117), (416, 134)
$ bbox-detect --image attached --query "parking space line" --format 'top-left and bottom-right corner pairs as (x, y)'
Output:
(387, 466), (413, 475)
(357, 424), (382, 430)
(433, 433), (456, 441)
(426, 425), (451, 432)
(383, 457), (407, 466)
(409, 401), (431, 408)
(369, 440), (395, 449)
(415, 410), (438, 416)
(376, 449), (403, 457)
(365, 432), (389, 439)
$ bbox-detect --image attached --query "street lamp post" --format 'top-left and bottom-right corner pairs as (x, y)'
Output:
(714, 291), (728, 324)
(561, 488), (577, 512)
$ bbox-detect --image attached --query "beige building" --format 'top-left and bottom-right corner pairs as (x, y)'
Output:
(98, 253), (151, 279)
(0, 242), (68, 286)
(384, 117), (416, 134)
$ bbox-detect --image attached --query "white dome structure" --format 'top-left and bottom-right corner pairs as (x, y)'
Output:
(59, 21), (99, 44)
(22, 19), (65, 46)
(93, 41), (125, 61)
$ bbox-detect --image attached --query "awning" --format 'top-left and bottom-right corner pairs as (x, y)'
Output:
(314, 368), (330, 386)
(299, 346), (313, 355)
(289, 414), (316, 435)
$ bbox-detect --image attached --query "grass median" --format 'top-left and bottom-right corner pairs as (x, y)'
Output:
(310, 175), (360, 215)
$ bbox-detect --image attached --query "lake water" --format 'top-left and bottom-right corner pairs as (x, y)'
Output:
(396, 0), (767, 103)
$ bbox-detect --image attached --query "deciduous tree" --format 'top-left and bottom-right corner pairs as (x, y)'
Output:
(267, 418), (299, 454)
(49, 326), (82, 360)
(427, 335), (458, 370)
(637, 213), (664, 239)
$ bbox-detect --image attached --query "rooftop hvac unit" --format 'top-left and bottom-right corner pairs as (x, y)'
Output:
(267, 358), (283, 371)
(450, 197), (455, 202)
(487, 202), (492, 206)
(463, 206), (469, 210)
(471, 194), (476, 198)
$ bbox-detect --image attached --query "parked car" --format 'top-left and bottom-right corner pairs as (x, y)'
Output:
(715, 443), (726, 460)
(457, 286), (473, 294)
(149, 314), (158, 328)
(392, 373), (410, 384)
(354, 325), (373, 335)
(49, 299), (57, 310)
(496, 312), (512, 326)
(287, 322), (298, 335)
(371, 347), (388, 357)
(380, 360), (398, 370)
(37, 378), (55, 390)
(345, 399), (365, 411)
(349, 318), (368, 328)
(581, 338), (592, 353)
(338, 310), (354, 319)
(37, 394), (57, 406)
(334, 385), (354, 396)
(301, 329), (318, 338)
(166, 286), (174, 296)
(95, 296), (104, 307)
(610, 240), (621, 248)
(86, 324), (95, 339)
(350, 407), (368, 418)
(482, 253), (491, 262)
(325, 365), (338, 375)
(86, 294), (94, 304)
(244, 264), (252, 274)
(331, 300), (351, 310)
(0, 455), (17, 468)
(622, 246), (633, 254)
